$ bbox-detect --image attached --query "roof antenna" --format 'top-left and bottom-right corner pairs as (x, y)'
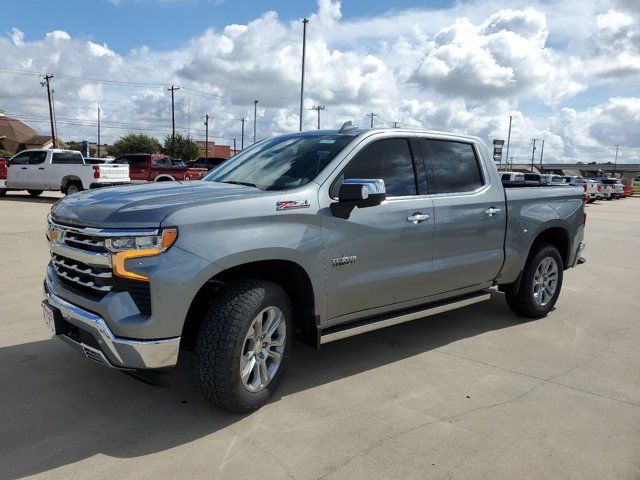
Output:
(339, 121), (357, 132)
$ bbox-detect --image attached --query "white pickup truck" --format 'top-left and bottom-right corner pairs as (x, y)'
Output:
(1, 149), (129, 197)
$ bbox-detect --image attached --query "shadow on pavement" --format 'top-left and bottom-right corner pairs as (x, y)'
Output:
(0, 294), (522, 478)
(0, 193), (60, 204)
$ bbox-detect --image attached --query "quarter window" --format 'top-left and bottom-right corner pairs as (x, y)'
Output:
(334, 138), (417, 197)
(423, 140), (483, 194)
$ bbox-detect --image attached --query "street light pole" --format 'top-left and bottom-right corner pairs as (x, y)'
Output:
(240, 117), (245, 150)
(530, 138), (537, 172)
(97, 105), (101, 158)
(539, 139), (545, 170)
(253, 100), (258, 144)
(299, 18), (309, 131)
(614, 145), (619, 177)
(504, 115), (512, 171)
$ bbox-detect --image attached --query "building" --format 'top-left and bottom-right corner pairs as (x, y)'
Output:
(196, 141), (231, 160)
(0, 110), (63, 153)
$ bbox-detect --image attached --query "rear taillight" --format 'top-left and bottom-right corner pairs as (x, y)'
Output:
(597, 185), (602, 192)
(92, 166), (100, 179)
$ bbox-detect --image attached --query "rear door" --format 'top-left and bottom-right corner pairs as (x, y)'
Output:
(322, 136), (435, 321)
(47, 151), (85, 189)
(118, 155), (148, 182)
(420, 138), (506, 295)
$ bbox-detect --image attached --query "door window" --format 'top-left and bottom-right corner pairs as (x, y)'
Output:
(9, 152), (30, 165)
(332, 138), (417, 197)
(422, 140), (483, 194)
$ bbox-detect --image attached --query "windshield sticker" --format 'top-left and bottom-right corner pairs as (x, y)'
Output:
(276, 200), (311, 211)
(318, 139), (336, 144)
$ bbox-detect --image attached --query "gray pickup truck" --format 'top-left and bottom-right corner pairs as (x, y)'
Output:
(43, 126), (586, 412)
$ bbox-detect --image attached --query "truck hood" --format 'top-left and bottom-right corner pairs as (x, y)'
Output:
(51, 181), (266, 228)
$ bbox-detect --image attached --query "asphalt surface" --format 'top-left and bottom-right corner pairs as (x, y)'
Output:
(0, 191), (638, 480)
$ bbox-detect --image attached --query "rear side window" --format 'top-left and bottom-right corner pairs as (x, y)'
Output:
(152, 157), (171, 167)
(422, 140), (483, 194)
(52, 152), (84, 165)
(334, 138), (417, 197)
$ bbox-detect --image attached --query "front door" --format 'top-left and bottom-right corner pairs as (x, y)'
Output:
(322, 137), (435, 321)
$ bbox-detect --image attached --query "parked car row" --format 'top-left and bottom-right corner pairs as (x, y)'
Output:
(0, 150), (210, 197)
(499, 171), (634, 204)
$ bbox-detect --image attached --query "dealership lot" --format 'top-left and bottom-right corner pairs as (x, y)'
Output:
(0, 192), (638, 480)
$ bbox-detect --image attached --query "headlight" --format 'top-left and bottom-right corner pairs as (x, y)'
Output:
(107, 228), (178, 281)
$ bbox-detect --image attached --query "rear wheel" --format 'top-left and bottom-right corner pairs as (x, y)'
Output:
(64, 181), (82, 195)
(27, 190), (43, 197)
(505, 243), (563, 318)
(0, 189), (6, 197)
(194, 279), (293, 413)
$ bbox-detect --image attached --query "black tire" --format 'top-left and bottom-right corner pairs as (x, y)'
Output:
(63, 181), (83, 195)
(194, 279), (293, 413)
(0, 189), (6, 197)
(27, 190), (43, 197)
(505, 243), (564, 319)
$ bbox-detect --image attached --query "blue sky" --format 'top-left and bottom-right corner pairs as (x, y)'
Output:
(5, 0), (452, 52)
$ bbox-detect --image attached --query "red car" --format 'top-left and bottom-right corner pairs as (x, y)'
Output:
(623, 186), (633, 197)
(0, 156), (7, 196)
(113, 153), (207, 183)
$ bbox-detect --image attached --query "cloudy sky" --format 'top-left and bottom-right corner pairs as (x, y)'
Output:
(1, 0), (639, 163)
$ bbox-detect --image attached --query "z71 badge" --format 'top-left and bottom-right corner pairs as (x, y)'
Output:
(276, 200), (310, 211)
(332, 255), (357, 266)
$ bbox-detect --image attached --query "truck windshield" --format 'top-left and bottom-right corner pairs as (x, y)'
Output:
(204, 133), (355, 190)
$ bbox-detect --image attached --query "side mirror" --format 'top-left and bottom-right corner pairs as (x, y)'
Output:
(338, 179), (386, 207)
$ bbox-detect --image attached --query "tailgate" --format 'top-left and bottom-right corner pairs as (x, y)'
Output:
(97, 164), (130, 182)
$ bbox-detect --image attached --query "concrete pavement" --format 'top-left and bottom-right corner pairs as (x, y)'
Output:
(0, 191), (638, 480)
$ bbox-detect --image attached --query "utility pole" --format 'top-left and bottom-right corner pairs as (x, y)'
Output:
(530, 139), (537, 172)
(253, 100), (258, 144)
(168, 85), (180, 157)
(391, 121), (399, 128)
(233, 138), (236, 154)
(240, 117), (245, 150)
(614, 145), (619, 177)
(204, 114), (209, 160)
(504, 115), (512, 171)
(310, 105), (325, 129)
(97, 105), (101, 158)
(367, 112), (379, 128)
(539, 139), (545, 170)
(299, 18), (309, 131)
(41, 74), (56, 148)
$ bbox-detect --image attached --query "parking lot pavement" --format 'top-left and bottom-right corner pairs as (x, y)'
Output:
(0, 191), (638, 480)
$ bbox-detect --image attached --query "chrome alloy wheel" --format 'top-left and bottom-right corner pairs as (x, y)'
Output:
(240, 306), (286, 393)
(532, 257), (559, 307)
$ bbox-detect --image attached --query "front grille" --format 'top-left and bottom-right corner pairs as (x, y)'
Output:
(63, 231), (108, 253)
(49, 219), (154, 315)
(51, 253), (113, 296)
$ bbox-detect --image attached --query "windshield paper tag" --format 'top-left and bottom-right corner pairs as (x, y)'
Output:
(276, 200), (310, 211)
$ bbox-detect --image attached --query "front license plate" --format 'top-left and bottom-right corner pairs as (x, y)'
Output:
(43, 303), (56, 335)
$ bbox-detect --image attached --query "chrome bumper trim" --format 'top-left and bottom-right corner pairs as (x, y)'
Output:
(572, 242), (586, 267)
(43, 280), (180, 369)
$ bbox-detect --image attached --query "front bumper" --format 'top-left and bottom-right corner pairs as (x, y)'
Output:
(43, 279), (180, 370)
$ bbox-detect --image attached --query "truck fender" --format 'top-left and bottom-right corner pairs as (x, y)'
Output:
(154, 175), (175, 182)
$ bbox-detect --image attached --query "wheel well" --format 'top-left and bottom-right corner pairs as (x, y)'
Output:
(532, 227), (569, 268)
(61, 176), (82, 189)
(155, 175), (174, 182)
(181, 260), (318, 351)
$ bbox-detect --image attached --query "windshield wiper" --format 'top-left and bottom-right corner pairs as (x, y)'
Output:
(220, 180), (262, 189)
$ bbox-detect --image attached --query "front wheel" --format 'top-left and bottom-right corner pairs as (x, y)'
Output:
(505, 243), (563, 318)
(28, 190), (43, 197)
(194, 279), (293, 413)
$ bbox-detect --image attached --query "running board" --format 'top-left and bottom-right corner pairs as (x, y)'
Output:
(320, 291), (492, 345)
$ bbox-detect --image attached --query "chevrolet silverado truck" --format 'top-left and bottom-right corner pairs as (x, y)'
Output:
(113, 153), (207, 182)
(3, 149), (130, 196)
(42, 127), (586, 412)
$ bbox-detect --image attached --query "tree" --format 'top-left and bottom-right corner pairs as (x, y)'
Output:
(109, 134), (162, 157)
(163, 133), (199, 161)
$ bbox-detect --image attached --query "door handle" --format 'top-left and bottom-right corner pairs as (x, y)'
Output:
(38, 167), (45, 170)
(407, 213), (430, 224)
(21, 167), (27, 170)
(485, 207), (503, 217)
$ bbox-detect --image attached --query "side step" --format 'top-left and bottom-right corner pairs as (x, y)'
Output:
(320, 291), (492, 345)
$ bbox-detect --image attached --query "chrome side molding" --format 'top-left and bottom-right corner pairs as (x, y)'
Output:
(320, 291), (492, 344)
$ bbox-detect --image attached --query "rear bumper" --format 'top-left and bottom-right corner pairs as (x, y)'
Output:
(43, 279), (180, 370)
(89, 182), (131, 189)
